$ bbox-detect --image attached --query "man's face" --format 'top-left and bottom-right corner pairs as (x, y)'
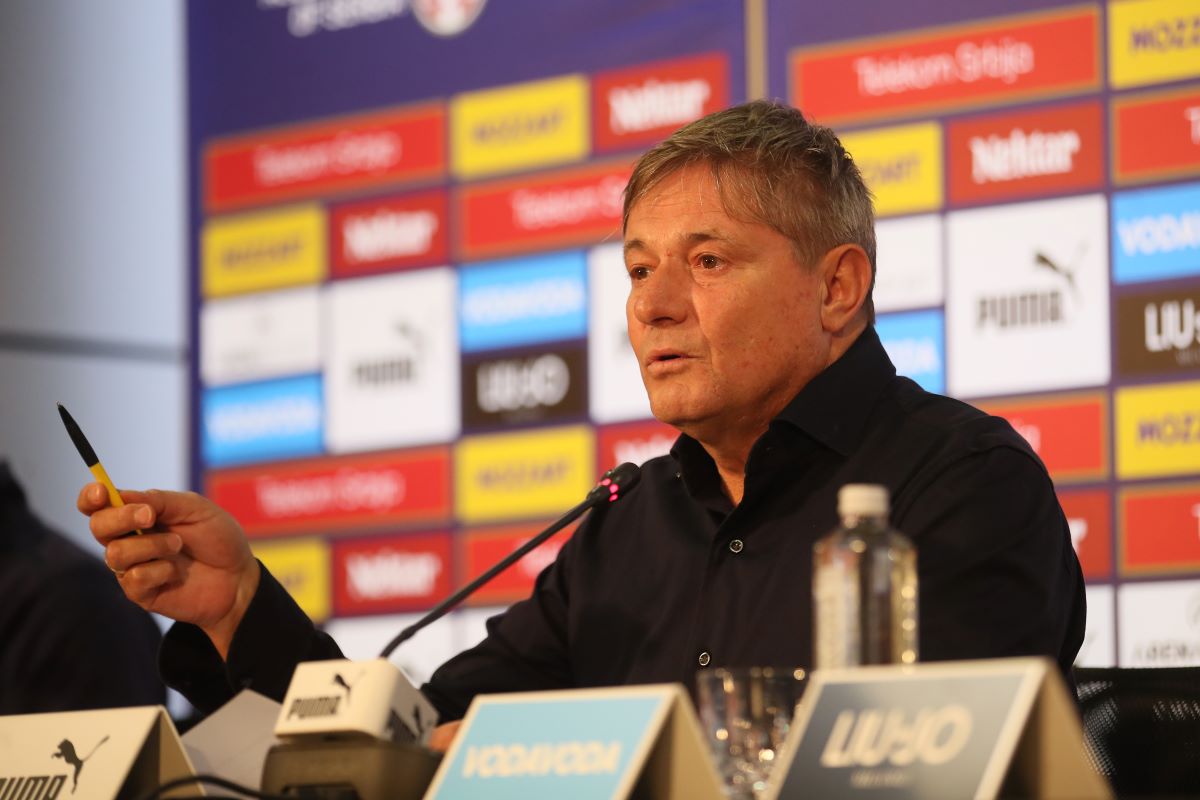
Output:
(623, 164), (832, 443)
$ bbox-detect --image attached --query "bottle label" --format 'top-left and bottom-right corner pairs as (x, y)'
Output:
(814, 553), (860, 669)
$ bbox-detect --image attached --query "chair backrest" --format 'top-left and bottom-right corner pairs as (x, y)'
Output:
(1075, 666), (1200, 797)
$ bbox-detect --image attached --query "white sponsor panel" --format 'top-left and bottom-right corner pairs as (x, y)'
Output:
(325, 268), (459, 452)
(1118, 579), (1200, 667)
(873, 214), (943, 312)
(322, 613), (457, 686)
(1076, 584), (1115, 668)
(200, 286), (321, 386)
(587, 243), (653, 423)
(946, 194), (1110, 397)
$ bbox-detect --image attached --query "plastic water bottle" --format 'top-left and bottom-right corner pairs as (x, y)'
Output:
(813, 484), (918, 668)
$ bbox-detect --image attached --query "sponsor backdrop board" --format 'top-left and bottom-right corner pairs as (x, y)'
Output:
(767, 0), (1200, 668)
(188, 0), (1200, 679)
(187, 0), (746, 679)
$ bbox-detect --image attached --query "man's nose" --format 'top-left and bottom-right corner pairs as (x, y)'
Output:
(631, 262), (689, 325)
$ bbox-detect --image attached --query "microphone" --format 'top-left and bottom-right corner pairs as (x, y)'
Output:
(378, 461), (641, 658)
(261, 462), (642, 800)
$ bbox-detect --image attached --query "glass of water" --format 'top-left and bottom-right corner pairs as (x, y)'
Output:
(696, 666), (808, 800)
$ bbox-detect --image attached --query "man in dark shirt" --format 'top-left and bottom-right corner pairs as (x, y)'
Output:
(1, 460), (165, 713)
(79, 101), (1085, 735)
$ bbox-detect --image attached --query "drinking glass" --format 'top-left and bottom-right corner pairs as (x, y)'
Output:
(696, 666), (808, 800)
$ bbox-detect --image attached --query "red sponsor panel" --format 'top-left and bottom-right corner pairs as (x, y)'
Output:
(330, 189), (449, 277)
(332, 531), (452, 616)
(1058, 488), (1112, 580)
(947, 100), (1104, 206)
(1120, 483), (1200, 575)
(592, 52), (729, 153)
(978, 392), (1108, 482)
(204, 103), (446, 211)
(205, 447), (452, 537)
(456, 161), (631, 260)
(459, 521), (578, 605)
(790, 7), (1100, 125)
(1113, 87), (1200, 185)
(597, 418), (679, 473)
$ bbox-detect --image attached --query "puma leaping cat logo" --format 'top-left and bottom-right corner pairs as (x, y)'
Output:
(52, 736), (109, 793)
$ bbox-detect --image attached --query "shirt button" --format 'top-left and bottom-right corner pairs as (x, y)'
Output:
(729, 539), (744, 554)
(698, 651), (711, 667)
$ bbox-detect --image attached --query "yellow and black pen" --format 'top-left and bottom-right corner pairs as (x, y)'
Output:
(57, 402), (143, 535)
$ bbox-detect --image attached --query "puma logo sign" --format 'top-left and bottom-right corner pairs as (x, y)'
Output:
(51, 736), (108, 793)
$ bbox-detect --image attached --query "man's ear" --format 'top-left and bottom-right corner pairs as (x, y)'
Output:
(818, 244), (872, 334)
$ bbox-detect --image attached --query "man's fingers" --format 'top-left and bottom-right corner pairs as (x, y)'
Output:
(121, 558), (181, 604)
(428, 721), (462, 752)
(106, 532), (183, 572)
(76, 482), (110, 514)
(90, 503), (157, 544)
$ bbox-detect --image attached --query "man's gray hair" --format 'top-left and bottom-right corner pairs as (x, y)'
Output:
(623, 99), (877, 322)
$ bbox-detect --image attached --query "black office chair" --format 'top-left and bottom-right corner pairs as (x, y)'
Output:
(1075, 667), (1200, 799)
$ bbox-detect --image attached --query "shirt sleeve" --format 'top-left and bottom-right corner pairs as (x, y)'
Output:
(420, 526), (581, 721)
(160, 561), (343, 713)
(894, 442), (1086, 677)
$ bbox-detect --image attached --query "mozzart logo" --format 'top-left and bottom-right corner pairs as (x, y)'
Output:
(1110, 0), (1200, 88)
(254, 537), (331, 621)
(1113, 182), (1200, 284)
(460, 252), (587, 352)
(202, 206), (326, 298)
(1117, 381), (1200, 479)
(838, 123), (942, 216)
(455, 426), (594, 523)
(452, 75), (589, 179)
(202, 375), (323, 467)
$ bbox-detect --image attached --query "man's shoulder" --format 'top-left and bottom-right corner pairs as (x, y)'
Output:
(882, 376), (1041, 465)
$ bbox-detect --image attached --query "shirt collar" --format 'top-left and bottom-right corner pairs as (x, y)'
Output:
(669, 325), (896, 479)
(773, 325), (896, 456)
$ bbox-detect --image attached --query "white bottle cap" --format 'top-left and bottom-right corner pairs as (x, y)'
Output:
(838, 484), (889, 517)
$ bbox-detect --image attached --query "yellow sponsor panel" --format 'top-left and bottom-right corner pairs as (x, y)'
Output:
(1117, 382), (1200, 479)
(456, 425), (595, 523)
(452, 75), (590, 179)
(202, 205), (326, 298)
(252, 537), (331, 622)
(1109, 0), (1200, 89)
(838, 123), (943, 217)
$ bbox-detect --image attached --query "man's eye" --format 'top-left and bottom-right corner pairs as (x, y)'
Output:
(628, 266), (649, 281)
(698, 254), (722, 269)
